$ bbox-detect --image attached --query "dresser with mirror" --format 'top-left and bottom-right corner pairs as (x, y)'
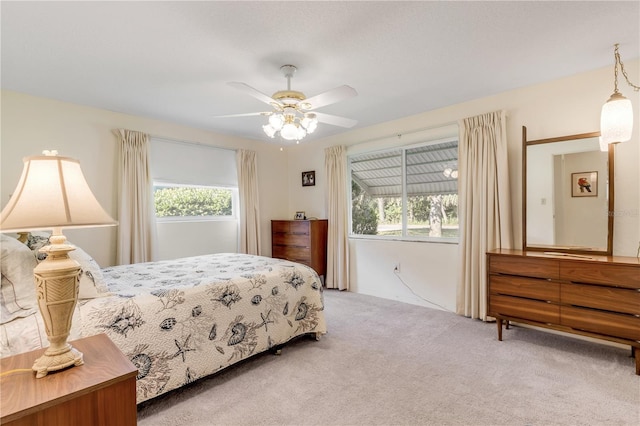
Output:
(487, 126), (640, 375)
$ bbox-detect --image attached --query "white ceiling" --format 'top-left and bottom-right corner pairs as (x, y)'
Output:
(2, 1), (639, 143)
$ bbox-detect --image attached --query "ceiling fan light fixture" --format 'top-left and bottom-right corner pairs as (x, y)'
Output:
(301, 113), (318, 134)
(443, 167), (458, 179)
(296, 125), (307, 140)
(262, 124), (277, 138)
(280, 122), (301, 141)
(223, 63), (358, 143)
(268, 113), (284, 131)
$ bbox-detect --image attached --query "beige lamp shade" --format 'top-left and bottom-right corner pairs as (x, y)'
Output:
(1, 154), (117, 231)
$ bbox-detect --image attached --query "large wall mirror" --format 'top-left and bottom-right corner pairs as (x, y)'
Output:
(522, 126), (614, 255)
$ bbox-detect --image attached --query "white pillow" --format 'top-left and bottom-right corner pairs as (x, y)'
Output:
(0, 234), (38, 324)
(1, 274), (38, 324)
(27, 232), (111, 300)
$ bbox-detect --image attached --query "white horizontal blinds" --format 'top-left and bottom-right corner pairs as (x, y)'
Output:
(150, 138), (237, 187)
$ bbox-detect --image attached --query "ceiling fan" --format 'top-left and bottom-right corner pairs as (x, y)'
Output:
(217, 64), (358, 141)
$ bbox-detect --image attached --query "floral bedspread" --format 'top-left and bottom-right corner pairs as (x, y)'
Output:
(79, 253), (326, 404)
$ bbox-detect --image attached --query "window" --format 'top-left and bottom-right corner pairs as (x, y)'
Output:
(149, 138), (238, 222)
(349, 137), (458, 241)
(153, 183), (236, 220)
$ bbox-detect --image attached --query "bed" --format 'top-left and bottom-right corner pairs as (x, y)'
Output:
(0, 233), (327, 404)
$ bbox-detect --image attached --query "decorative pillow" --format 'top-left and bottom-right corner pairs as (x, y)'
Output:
(71, 247), (111, 299)
(27, 232), (111, 300)
(0, 234), (38, 324)
(26, 231), (51, 261)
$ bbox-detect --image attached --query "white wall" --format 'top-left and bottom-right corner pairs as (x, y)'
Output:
(0, 91), (290, 266)
(286, 60), (640, 310)
(350, 238), (458, 312)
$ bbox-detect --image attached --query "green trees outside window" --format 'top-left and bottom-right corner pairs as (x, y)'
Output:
(351, 184), (458, 238)
(154, 186), (232, 218)
(351, 181), (378, 234)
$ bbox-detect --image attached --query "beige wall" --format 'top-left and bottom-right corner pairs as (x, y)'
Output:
(286, 60), (639, 309)
(2, 60), (638, 310)
(0, 91), (289, 266)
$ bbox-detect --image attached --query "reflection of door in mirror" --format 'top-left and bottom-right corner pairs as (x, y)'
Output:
(554, 151), (607, 248)
(523, 126), (614, 255)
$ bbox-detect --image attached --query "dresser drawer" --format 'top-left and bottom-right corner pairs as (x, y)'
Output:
(272, 233), (310, 247)
(272, 246), (311, 263)
(289, 221), (310, 235)
(271, 221), (290, 233)
(560, 261), (640, 289)
(561, 306), (640, 341)
(489, 255), (559, 279)
(272, 220), (310, 236)
(490, 275), (559, 302)
(489, 294), (559, 324)
(561, 283), (640, 316)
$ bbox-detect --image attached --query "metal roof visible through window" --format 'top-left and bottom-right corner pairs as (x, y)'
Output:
(351, 140), (458, 197)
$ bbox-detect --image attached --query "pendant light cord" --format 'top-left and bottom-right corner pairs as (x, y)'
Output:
(615, 44), (640, 92)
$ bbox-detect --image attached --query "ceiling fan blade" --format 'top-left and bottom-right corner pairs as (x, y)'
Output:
(214, 112), (270, 118)
(227, 82), (279, 106)
(301, 85), (357, 110)
(314, 112), (358, 128)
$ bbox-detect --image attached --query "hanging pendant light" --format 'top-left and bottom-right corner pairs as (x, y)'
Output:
(600, 44), (639, 145)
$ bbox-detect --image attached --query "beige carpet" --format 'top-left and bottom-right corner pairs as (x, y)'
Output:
(137, 289), (639, 425)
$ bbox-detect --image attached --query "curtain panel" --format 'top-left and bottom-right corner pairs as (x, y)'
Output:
(324, 145), (349, 290)
(456, 110), (513, 320)
(114, 129), (156, 265)
(236, 149), (261, 255)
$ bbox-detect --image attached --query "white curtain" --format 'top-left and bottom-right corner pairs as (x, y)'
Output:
(324, 145), (349, 290)
(114, 129), (156, 264)
(236, 149), (261, 255)
(457, 110), (513, 320)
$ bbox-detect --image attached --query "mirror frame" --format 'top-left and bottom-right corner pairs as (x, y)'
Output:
(522, 126), (614, 256)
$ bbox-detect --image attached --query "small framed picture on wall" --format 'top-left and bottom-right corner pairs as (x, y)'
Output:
(571, 171), (598, 197)
(294, 211), (305, 220)
(302, 171), (315, 187)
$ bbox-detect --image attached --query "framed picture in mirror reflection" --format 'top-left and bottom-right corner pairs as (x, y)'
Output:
(571, 171), (597, 197)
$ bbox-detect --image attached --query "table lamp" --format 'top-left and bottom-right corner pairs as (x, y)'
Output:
(0, 151), (117, 378)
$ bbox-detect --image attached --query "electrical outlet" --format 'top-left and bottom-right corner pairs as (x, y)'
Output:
(393, 263), (400, 273)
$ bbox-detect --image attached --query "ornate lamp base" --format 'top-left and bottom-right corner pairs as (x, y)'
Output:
(32, 230), (83, 378)
(33, 344), (84, 378)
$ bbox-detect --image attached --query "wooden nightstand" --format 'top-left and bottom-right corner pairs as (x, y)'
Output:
(1, 333), (137, 426)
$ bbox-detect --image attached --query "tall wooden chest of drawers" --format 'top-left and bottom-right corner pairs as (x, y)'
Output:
(487, 249), (640, 375)
(271, 219), (328, 277)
